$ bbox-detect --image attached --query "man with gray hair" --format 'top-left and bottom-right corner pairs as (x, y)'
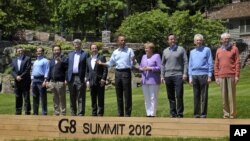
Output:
(188, 34), (213, 118)
(66, 39), (88, 116)
(214, 33), (240, 118)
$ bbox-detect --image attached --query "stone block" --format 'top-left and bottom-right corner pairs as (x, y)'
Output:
(102, 31), (111, 43)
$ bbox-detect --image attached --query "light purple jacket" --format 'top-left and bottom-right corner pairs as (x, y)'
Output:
(139, 54), (161, 85)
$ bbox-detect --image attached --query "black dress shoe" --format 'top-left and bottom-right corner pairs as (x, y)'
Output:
(194, 115), (200, 118)
(15, 112), (22, 115)
(200, 115), (206, 118)
(177, 115), (183, 118)
(171, 115), (177, 118)
(25, 112), (31, 115)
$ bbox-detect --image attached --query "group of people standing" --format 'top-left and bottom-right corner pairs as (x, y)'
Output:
(140, 33), (240, 119)
(11, 33), (240, 119)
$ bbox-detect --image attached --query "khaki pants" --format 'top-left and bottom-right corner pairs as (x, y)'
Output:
(49, 81), (66, 115)
(219, 77), (236, 118)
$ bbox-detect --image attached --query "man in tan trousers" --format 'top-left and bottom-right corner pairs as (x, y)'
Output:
(214, 32), (240, 119)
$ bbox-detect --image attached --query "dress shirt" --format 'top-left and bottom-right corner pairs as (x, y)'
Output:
(169, 45), (178, 52)
(31, 56), (49, 79)
(73, 51), (80, 73)
(17, 55), (23, 71)
(91, 54), (97, 70)
(107, 46), (134, 69)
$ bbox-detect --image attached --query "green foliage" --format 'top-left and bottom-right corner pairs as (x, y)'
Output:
(13, 44), (52, 58)
(169, 11), (225, 48)
(117, 9), (169, 50)
(51, 0), (126, 34)
(118, 10), (225, 49)
(0, 0), (52, 38)
(95, 42), (104, 50)
(54, 40), (74, 50)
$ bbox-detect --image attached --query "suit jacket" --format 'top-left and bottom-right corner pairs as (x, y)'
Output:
(11, 55), (31, 88)
(66, 50), (88, 83)
(86, 54), (108, 87)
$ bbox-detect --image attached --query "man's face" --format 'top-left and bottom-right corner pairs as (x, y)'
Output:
(117, 36), (126, 47)
(16, 48), (24, 56)
(194, 38), (203, 47)
(53, 46), (61, 57)
(36, 48), (43, 57)
(90, 44), (98, 55)
(167, 35), (176, 46)
(221, 36), (231, 45)
(74, 42), (81, 50)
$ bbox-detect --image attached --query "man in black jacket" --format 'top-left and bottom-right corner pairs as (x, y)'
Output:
(11, 47), (31, 115)
(47, 45), (67, 116)
(86, 43), (108, 116)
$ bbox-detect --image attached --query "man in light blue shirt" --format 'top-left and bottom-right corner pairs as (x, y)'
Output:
(188, 34), (213, 118)
(97, 35), (135, 117)
(31, 47), (49, 115)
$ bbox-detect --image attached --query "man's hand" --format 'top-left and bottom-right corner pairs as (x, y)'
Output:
(161, 77), (165, 84)
(86, 81), (90, 88)
(189, 80), (192, 85)
(100, 79), (106, 87)
(96, 60), (102, 65)
(207, 77), (211, 83)
(42, 81), (47, 88)
(216, 78), (220, 85)
(182, 74), (187, 81)
(235, 77), (239, 84)
(16, 76), (22, 81)
(45, 81), (49, 88)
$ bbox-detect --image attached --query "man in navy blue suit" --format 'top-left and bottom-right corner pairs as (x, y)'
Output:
(11, 47), (32, 115)
(66, 39), (88, 116)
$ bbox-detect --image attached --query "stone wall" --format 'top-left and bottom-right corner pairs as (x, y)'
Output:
(0, 74), (13, 94)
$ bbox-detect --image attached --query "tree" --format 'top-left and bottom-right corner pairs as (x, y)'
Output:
(51, 0), (126, 36)
(117, 10), (225, 49)
(161, 0), (232, 15)
(117, 9), (169, 50)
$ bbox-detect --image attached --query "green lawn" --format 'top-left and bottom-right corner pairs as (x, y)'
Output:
(0, 66), (249, 141)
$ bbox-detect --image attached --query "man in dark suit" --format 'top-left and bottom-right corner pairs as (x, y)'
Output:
(86, 43), (108, 116)
(66, 39), (88, 116)
(11, 47), (31, 115)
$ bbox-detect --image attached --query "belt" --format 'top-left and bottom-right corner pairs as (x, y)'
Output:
(72, 73), (79, 75)
(33, 76), (44, 79)
(51, 79), (64, 82)
(115, 68), (131, 72)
